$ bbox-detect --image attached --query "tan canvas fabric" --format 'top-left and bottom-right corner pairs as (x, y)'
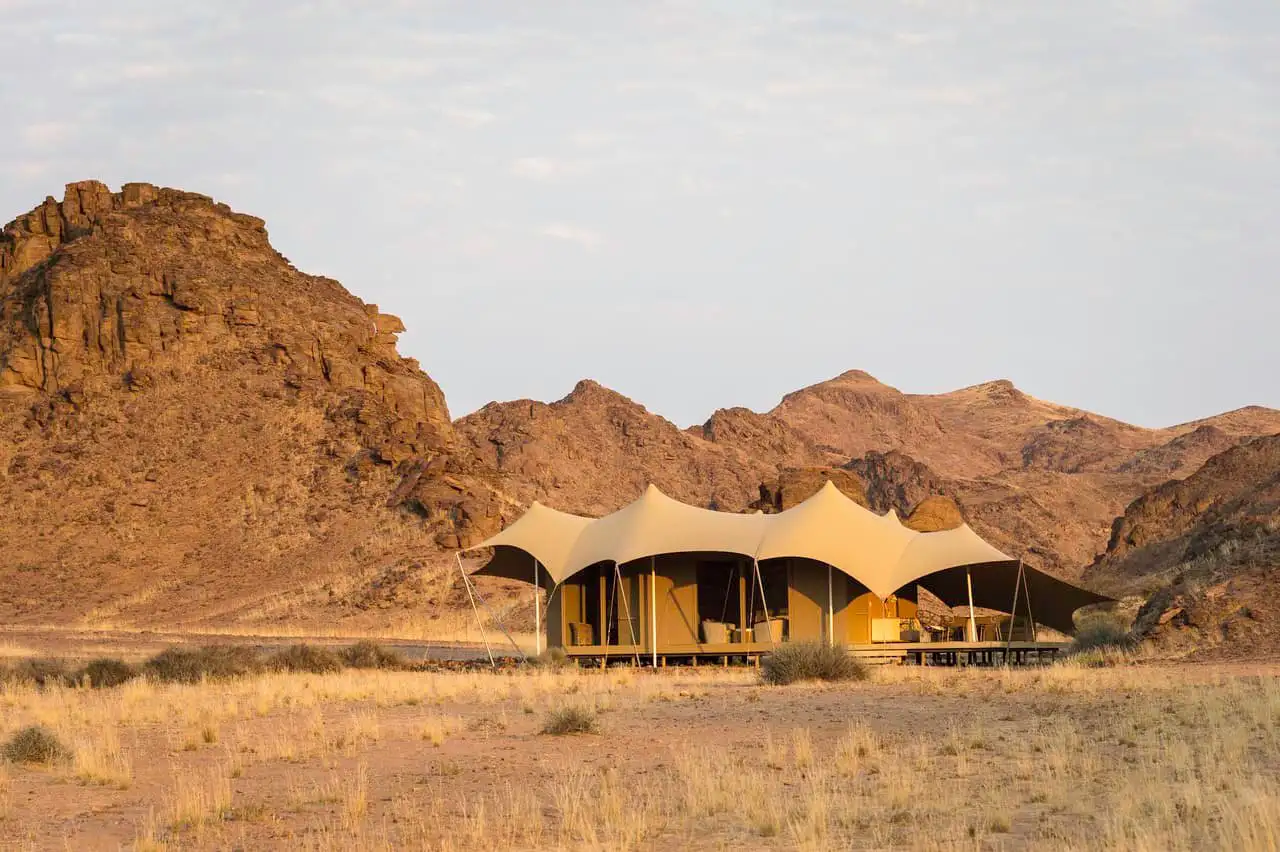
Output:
(874, 522), (1014, 600)
(468, 481), (1110, 628)
(561, 484), (770, 573)
(469, 501), (593, 587)
(754, 482), (919, 597)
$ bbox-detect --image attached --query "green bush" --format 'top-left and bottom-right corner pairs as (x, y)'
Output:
(761, 642), (867, 686)
(144, 645), (264, 683)
(3, 726), (69, 765)
(77, 658), (137, 688)
(540, 705), (598, 735)
(268, 644), (343, 674)
(339, 641), (407, 670)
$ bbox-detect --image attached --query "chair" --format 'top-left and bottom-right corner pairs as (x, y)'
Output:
(702, 620), (730, 644)
(568, 622), (594, 646)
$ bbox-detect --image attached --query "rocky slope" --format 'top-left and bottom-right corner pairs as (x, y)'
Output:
(0, 181), (514, 629)
(3, 181), (1276, 639)
(463, 368), (1279, 579)
(1084, 436), (1280, 656)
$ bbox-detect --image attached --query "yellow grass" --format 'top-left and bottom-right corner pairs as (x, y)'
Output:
(1, 660), (1277, 850)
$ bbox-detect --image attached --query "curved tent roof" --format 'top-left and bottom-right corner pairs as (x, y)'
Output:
(469, 501), (593, 587)
(754, 482), (920, 598)
(875, 522), (1016, 601)
(560, 485), (769, 575)
(465, 481), (1110, 628)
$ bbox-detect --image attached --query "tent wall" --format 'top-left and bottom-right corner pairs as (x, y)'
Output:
(787, 559), (827, 643)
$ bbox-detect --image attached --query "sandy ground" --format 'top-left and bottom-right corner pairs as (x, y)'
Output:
(2, 636), (1279, 850)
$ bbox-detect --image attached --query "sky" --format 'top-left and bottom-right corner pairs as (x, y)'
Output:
(2, 1), (1278, 428)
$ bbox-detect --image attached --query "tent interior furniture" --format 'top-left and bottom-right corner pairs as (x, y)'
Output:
(465, 483), (1111, 667)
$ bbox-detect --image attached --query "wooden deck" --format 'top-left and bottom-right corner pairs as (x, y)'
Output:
(562, 640), (1069, 667)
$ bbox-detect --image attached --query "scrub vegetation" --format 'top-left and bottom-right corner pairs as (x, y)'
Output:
(760, 641), (869, 685)
(1, 649), (1277, 851)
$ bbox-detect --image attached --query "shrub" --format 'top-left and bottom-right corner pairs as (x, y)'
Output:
(339, 641), (407, 670)
(540, 705), (598, 735)
(761, 642), (867, 686)
(77, 658), (137, 688)
(144, 645), (264, 683)
(528, 647), (571, 669)
(268, 644), (343, 674)
(0, 658), (69, 688)
(3, 726), (69, 765)
(1070, 615), (1136, 655)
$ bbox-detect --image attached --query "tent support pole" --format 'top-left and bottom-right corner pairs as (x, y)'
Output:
(1004, 561), (1024, 663)
(458, 552), (527, 665)
(457, 552), (494, 668)
(604, 565), (617, 666)
(614, 561), (641, 667)
(826, 562), (834, 647)
(650, 557), (658, 668)
(1021, 557), (1038, 643)
(534, 557), (542, 657)
(752, 558), (776, 647)
(965, 566), (978, 643)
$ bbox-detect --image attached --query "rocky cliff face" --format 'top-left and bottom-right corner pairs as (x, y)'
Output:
(3, 182), (1276, 639)
(1085, 435), (1280, 656)
(0, 182), (512, 628)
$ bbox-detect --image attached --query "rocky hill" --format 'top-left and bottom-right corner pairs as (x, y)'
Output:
(464, 369), (1279, 579)
(2, 181), (1276, 639)
(1084, 435), (1280, 656)
(0, 181), (513, 630)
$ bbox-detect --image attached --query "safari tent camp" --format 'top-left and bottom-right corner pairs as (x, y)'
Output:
(464, 482), (1111, 665)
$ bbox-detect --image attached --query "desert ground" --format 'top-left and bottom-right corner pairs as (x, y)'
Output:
(2, 634), (1278, 852)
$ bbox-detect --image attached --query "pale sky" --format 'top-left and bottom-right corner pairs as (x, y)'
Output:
(3, 1), (1277, 428)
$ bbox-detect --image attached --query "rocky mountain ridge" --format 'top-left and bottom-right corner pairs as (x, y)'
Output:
(2, 181), (1276, 640)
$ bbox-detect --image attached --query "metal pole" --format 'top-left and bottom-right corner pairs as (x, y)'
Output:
(826, 563), (834, 647)
(534, 557), (542, 657)
(966, 566), (978, 643)
(614, 562), (641, 667)
(1005, 561), (1023, 662)
(752, 558), (776, 647)
(457, 552), (494, 667)
(650, 556), (658, 668)
(1021, 560), (1038, 642)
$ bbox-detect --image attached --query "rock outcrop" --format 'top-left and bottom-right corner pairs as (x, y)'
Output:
(1085, 435), (1279, 657)
(0, 181), (512, 628)
(2, 182), (1277, 644)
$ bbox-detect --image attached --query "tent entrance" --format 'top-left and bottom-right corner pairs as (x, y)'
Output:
(695, 559), (742, 642)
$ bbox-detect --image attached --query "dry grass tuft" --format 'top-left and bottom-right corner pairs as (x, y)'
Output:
(145, 646), (264, 683)
(268, 644), (343, 674)
(761, 642), (868, 685)
(2, 726), (69, 766)
(78, 658), (137, 688)
(541, 705), (598, 736)
(339, 641), (407, 670)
